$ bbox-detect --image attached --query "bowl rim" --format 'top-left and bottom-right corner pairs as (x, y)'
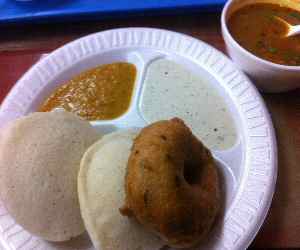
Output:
(221, 0), (300, 71)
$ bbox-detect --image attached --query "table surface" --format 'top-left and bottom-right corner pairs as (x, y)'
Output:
(1, 12), (300, 249)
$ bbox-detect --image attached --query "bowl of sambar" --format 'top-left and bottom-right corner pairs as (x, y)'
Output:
(222, 0), (300, 92)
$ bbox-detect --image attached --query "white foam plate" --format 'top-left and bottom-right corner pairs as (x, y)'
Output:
(0, 28), (277, 250)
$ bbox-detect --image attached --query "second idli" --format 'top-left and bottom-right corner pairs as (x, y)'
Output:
(78, 129), (166, 250)
(0, 111), (101, 241)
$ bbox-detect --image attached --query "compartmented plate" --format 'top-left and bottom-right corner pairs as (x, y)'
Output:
(0, 28), (277, 250)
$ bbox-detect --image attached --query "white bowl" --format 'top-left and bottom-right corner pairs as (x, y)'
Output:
(221, 0), (300, 93)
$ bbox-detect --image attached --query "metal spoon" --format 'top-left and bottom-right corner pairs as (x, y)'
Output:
(275, 16), (300, 37)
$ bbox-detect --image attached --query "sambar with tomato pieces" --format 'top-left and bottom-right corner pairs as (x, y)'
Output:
(228, 3), (300, 66)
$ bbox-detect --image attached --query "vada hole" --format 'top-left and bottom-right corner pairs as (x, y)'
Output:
(183, 159), (201, 185)
(160, 135), (167, 141)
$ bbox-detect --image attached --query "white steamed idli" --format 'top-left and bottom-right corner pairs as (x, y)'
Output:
(0, 111), (101, 242)
(78, 129), (166, 250)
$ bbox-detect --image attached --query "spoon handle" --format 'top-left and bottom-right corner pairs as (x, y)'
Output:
(289, 25), (300, 37)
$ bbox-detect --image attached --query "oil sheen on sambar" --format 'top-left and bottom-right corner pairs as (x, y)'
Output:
(39, 62), (136, 121)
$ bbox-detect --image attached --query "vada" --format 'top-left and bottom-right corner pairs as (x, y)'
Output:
(121, 118), (220, 248)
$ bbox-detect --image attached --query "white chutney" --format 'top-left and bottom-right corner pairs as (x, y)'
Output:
(140, 59), (237, 150)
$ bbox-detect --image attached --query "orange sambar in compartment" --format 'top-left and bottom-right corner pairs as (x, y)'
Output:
(39, 62), (136, 121)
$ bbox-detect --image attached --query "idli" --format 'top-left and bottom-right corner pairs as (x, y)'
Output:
(78, 129), (166, 250)
(0, 111), (100, 242)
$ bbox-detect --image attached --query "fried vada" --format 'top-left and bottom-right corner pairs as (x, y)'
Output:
(120, 118), (220, 248)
